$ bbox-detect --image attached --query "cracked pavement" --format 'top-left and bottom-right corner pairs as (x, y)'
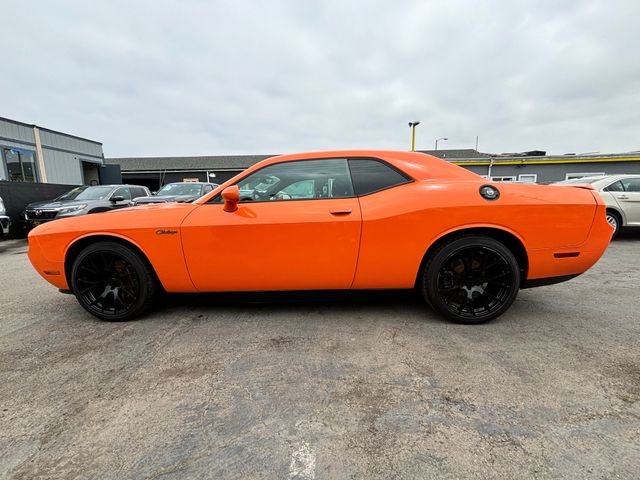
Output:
(0, 234), (639, 479)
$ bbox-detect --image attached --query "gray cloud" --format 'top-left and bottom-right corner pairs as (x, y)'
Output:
(1, 0), (638, 156)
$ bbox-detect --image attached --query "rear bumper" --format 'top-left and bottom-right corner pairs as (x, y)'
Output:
(521, 274), (580, 289)
(524, 194), (614, 285)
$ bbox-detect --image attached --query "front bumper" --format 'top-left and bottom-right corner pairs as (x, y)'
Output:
(27, 234), (69, 290)
(24, 209), (59, 227)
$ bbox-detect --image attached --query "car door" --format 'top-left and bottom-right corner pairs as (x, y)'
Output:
(181, 158), (362, 292)
(614, 178), (640, 225)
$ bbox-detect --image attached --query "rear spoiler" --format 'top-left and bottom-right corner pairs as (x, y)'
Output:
(551, 183), (595, 190)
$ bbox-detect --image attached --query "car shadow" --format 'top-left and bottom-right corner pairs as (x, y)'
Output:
(616, 228), (640, 241)
(160, 288), (446, 322)
(165, 289), (420, 308)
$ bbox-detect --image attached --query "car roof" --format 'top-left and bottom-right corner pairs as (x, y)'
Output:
(194, 150), (479, 204)
(83, 184), (148, 188)
(250, 150), (478, 181)
(578, 174), (640, 189)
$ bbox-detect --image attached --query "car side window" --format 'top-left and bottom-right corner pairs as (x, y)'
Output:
(112, 187), (131, 200)
(203, 185), (214, 194)
(621, 178), (640, 192)
(604, 181), (624, 192)
(131, 187), (145, 198)
(236, 159), (354, 202)
(348, 158), (411, 196)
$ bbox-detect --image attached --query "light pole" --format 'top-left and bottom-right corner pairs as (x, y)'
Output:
(408, 122), (420, 151)
(435, 137), (448, 150)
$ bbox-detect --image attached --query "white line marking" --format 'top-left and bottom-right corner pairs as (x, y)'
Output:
(289, 442), (316, 479)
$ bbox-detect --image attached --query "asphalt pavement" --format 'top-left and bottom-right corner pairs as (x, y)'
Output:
(0, 233), (639, 479)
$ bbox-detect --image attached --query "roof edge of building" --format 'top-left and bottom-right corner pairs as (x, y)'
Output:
(0, 116), (103, 146)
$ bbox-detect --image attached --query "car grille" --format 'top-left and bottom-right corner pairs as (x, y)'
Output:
(25, 209), (58, 220)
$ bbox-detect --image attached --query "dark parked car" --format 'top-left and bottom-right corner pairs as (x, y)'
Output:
(23, 185), (151, 227)
(132, 182), (218, 205)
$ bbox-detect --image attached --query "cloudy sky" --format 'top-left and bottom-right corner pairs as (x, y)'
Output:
(1, 0), (638, 157)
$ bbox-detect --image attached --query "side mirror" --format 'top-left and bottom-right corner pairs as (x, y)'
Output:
(221, 185), (240, 212)
(111, 195), (125, 203)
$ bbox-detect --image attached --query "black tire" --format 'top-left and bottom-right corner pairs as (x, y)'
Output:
(421, 235), (520, 324)
(605, 210), (621, 237)
(70, 241), (160, 321)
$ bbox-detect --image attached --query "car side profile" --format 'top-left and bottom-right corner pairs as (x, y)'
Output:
(24, 185), (151, 227)
(554, 174), (640, 236)
(27, 150), (614, 324)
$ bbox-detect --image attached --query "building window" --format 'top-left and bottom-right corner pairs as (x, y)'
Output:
(490, 176), (516, 182)
(518, 174), (538, 183)
(2, 147), (38, 182)
(565, 172), (605, 180)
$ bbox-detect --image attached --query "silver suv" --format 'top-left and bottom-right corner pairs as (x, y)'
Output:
(555, 174), (640, 235)
(24, 185), (151, 227)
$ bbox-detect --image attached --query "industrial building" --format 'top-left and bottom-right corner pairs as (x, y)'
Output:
(0, 116), (107, 185)
(107, 149), (640, 187)
(105, 155), (272, 191)
(418, 149), (640, 184)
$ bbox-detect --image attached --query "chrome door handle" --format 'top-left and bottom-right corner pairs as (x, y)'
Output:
(618, 195), (629, 199)
(330, 209), (352, 216)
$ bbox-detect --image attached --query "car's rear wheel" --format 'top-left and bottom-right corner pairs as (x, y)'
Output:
(605, 210), (621, 237)
(71, 241), (159, 321)
(421, 236), (520, 324)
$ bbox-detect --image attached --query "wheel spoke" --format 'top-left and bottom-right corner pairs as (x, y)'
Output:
(486, 271), (508, 281)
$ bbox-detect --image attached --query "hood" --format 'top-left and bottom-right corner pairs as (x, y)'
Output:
(135, 194), (198, 204)
(29, 201), (200, 236)
(26, 199), (91, 210)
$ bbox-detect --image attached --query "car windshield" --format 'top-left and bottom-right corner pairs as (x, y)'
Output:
(56, 186), (113, 201)
(554, 177), (605, 185)
(55, 186), (88, 200)
(157, 184), (203, 196)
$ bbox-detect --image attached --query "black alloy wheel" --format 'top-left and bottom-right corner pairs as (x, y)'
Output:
(422, 236), (520, 324)
(71, 241), (159, 321)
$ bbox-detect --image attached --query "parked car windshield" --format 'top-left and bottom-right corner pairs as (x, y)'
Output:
(55, 186), (88, 201)
(55, 186), (114, 201)
(157, 184), (203, 196)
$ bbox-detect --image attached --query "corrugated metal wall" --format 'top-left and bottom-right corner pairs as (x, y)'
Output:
(0, 118), (103, 184)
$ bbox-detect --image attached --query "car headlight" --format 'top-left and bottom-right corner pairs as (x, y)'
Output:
(58, 204), (88, 215)
(0, 198), (5, 216)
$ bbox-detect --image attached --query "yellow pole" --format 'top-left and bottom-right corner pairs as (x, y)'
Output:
(411, 125), (416, 151)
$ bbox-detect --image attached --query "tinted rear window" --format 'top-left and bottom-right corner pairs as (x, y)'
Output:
(348, 159), (411, 196)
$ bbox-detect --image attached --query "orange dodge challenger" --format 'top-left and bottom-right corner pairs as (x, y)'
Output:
(28, 150), (613, 324)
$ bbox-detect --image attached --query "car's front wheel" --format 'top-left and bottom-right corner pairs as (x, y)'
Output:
(71, 241), (160, 321)
(421, 236), (520, 324)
